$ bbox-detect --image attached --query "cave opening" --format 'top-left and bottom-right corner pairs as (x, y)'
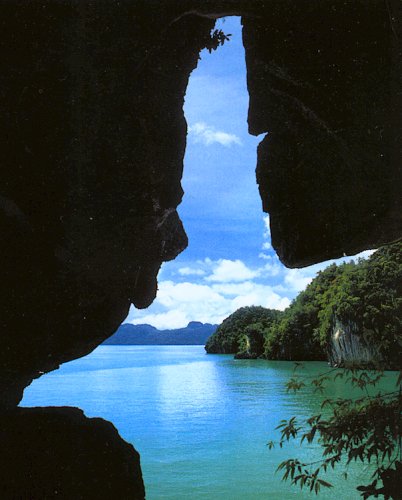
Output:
(16, 8), (396, 499)
(122, 15), (277, 330)
(20, 16), (288, 497)
(1, 1), (399, 498)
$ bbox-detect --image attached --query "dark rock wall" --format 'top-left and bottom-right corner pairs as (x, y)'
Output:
(0, 0), (401, 497)
(0, 2), (215, 406)
(0, 407), (145, 499)
(1, 3), (215, 496)
(243, 0), (402, 266)
(1, 0), (400, 410)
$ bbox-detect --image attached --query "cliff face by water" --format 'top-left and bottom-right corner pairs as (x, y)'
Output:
(1, 0), (401, 497)
(328, 318), (384, 368)
(213, 244), (401, 367)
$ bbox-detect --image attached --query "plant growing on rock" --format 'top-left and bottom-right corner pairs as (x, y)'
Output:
(201, 29), (232, 55)
(264, 242), (402, 368)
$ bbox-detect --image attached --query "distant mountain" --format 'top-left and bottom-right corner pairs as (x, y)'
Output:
(102, 321), (218, 345)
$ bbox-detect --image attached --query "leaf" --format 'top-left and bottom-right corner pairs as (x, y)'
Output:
(318, 479), (333, 488)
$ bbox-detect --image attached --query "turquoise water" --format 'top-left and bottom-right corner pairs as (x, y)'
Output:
(21, 346), (393, 499)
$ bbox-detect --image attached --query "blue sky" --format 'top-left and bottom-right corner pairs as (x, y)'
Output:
(126, 17), (373, 329)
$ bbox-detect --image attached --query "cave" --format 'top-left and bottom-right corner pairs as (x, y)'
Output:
(0, 1), (401, 498)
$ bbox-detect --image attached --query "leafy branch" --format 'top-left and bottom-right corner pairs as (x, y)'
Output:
(268, 367), (402, 498)
(204, 29), (232, 53)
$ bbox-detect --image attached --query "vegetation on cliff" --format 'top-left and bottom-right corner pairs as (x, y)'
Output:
(205, 242), (401, 367)
(204, 306), (281, 357)
(266, 243), (401, 498)
(266, 242), (401, 366)
(263, 264), (342, 361)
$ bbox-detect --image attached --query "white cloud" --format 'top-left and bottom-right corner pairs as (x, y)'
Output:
(128, 278), (290, 330)
(261, 261), (281, 277)
(205, 259), (259, 283)
(178, 267), (206, 276)
(231, 291), (290, 311)
(263, 215), (271, 238)
(156, 281), (222, 307)
(126, 250), (376, 329)
(283, 269), (314, 292)
(212, 281), (290, 310)
(188, 122), (242, 147)
(201, 257), (212, 265)
(129, 281), (229, 328)
(132, 310), (191, 330)
(259, 215), (272, 258)
(211, 281), (257, 296)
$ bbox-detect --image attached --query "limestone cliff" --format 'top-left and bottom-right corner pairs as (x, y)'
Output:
(328, 318), (384, 368)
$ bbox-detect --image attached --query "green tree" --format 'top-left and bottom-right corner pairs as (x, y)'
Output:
(266, 242), (402, 498)
(264, 242), (402, 368)
(236, 323), (266, 359)
(269, 367), (402, 499)
(205, 306), (282, 356)
(264, 263), (348, 361)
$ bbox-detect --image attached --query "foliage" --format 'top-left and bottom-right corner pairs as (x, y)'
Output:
(205, 306), (282, 355)
(236, 323), (267, 359)
(264, 242), (402, 367)
(205, 242), (401, 365)
(269, 366), (402, 498)
(202, 29), (232, 55)
(265, 243), (402, 497)
(317, 244), (402, 366)
(264, 262), (351, 361)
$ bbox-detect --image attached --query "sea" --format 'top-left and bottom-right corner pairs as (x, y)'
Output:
(21, 345), (396, 499)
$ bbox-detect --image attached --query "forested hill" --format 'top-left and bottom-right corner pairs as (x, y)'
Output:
(205, 242), (402, 367)
(103, 321), (217, 345)
(205, 307), (281, 358)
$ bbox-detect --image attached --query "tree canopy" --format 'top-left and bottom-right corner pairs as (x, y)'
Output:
(205, 242), (402, 368)
(205, 306), (281, 357)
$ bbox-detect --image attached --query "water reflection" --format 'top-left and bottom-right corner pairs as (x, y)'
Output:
(155, 361), (221, 418)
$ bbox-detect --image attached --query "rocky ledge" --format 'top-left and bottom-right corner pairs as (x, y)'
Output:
(0, 407), (145, 499)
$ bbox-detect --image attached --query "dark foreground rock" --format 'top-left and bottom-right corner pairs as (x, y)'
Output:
(243, 0), (402, 266)
(0, 407), (145, 500)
